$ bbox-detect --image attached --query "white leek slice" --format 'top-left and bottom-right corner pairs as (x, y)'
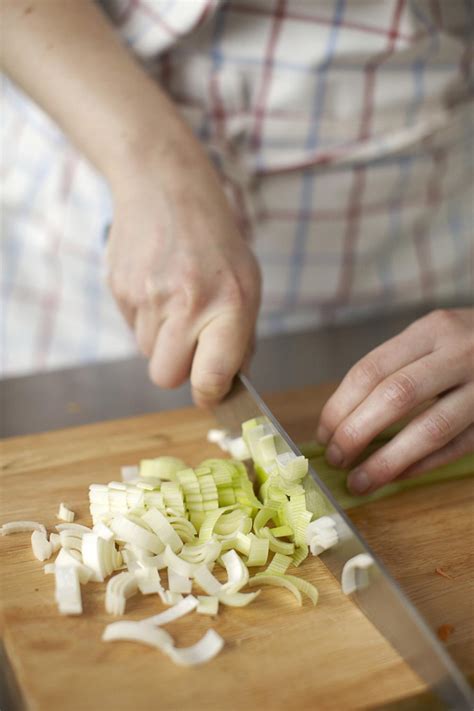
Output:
(105, 572), (138, 615)
(168, 568), (193, 594)
(103, 620), (174, 650)
(49, 533), (62, 552)
(142, 595), (198, 626)
(168, 629), (224, 667)
(197, 596), (219, 616)
(55, 523), (91, 534)
(164, 545), (199, 579)
(160, 591), (184, 606)
(248, 574), (302, 605)
(31, 530), (53, 561)
(82, 532), (116, 582)
(341, 554), (374, 595)
(218, 590), (260, 607)
(54, 565), (82, 615)
(109, 515), (163, 555)
(135, 567), (164, 595)
(55, 548), (94, 584)
(141, 509), (182, 553)
(220, 550), (249, 594)
(44, 563), (56, 574)
(207, 428), (229, 444)
(307, 516), (339, 556)
(309, 530), (339, 557)
(58, 532), (83, 551)
(57, 503), (75, 523)
(180, 540), (221, 565)
(93, 521), (114, 541)
(121, 465), (139, 482)
(1, 521), (47, 536)
(227, 437), (250, 461)
(194, 565), (223, 596)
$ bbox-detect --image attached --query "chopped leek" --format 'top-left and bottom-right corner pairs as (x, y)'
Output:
(197, 596), (219, 616)
(1, 520), (47, 536)
(57, 503), (75, 523)
(168, 629), (224, 667)
(248, 575), (302, 605)
(105, 572), (138, 615)
(341, 553), (374, 595)
(31, 530), (53, 562)
(54, 565), (82, 615)
(142, 595), (198, 626)
(103, 620), (174, 650)
(220, 550), (249, 594)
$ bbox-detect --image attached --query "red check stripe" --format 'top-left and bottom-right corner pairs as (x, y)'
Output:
(137, 0), (179, 39)
(229, 2), (425, 43)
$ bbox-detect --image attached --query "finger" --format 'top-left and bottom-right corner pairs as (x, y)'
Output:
(148, 315), (197, 389)
(190, 310), (252, 408)
(135, 301), (164, 357)
(317, 319), (436, 444)
(324, 345), (468, 468)
(398, 423), (474, 480)
(347, 382), (474, 494)
(116, 298), (136, 330)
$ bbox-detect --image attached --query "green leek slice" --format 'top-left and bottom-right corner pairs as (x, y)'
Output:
(264, 553), (293, 576)
(248, 574), (302, 605)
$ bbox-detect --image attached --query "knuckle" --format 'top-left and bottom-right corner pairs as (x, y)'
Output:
(421, 411), (453, 443)
(340, 420), (362, 447)
(382, 372), (418, 410)
(429, 308), (458, 331)
(350, 356), (382, 390)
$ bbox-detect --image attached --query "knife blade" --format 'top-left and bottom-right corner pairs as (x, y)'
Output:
(213, 374), (473, 710)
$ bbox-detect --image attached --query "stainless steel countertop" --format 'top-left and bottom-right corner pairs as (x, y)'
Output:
(0, 306), (435, 438)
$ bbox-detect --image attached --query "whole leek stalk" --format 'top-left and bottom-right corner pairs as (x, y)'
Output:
(299, 442), (474, 510)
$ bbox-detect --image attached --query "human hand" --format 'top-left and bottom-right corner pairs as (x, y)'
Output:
(106, 135), (261, 407)
(316, 309), (474, 494)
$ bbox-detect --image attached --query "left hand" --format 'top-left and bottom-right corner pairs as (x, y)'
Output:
(316, 309), (474, 495)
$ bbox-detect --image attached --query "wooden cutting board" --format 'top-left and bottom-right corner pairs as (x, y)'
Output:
(1, 384), (472, 711)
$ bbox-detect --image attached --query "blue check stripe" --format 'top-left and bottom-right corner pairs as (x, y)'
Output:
(285, 0), (346, 311)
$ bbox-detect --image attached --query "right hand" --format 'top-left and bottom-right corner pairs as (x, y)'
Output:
(106, 132), (261, 407)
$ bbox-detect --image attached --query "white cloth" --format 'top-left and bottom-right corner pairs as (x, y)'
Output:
(1, 0), (473, 376)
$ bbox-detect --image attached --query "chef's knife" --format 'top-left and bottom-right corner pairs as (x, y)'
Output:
(213, 374), (473, 710)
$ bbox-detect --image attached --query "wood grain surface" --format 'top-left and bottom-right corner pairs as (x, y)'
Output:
(0, 385), (472, 711)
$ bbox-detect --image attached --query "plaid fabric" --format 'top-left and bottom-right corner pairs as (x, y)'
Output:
(1, 0), (473, 376)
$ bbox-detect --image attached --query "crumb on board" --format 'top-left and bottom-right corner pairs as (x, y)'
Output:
(437, 624), (455, 642)
(435, 567), (454, 580)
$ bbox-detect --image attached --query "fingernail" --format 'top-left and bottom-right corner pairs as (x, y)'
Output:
(348, 469), (371, 494)
(316, 424), (330, 445)
(326, 442), (344, 467)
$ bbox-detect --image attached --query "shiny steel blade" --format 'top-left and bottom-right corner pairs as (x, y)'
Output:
(213, 374), (473, 710)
